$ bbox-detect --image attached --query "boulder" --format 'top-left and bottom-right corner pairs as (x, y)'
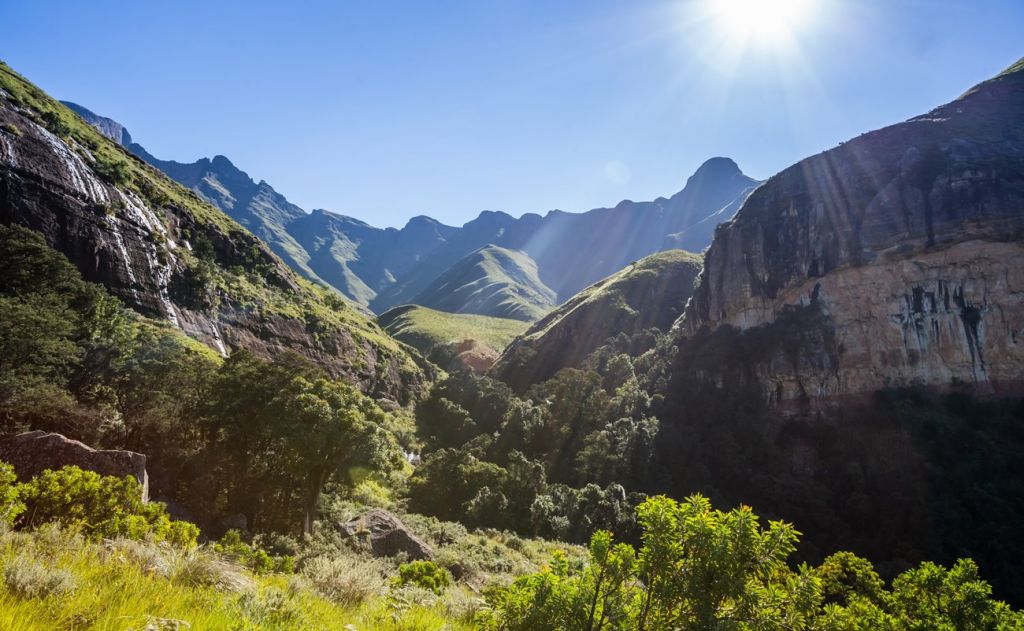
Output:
(339, 509), (434, 560)
(0, 431), (149, 501)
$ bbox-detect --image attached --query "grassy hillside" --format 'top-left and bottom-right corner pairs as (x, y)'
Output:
(379, 305), (528, 372)
(492, 249), (703, 391)
(410, 245), (555, 321)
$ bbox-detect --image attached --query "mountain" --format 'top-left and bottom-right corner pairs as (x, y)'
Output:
(407, 245), (556, 321)
(58, 100), (759, 313)
(669, 57), (1024, 407)
(1, 63), (427, 402)
(492, 249), (703, 391)
(378, 304), (528, 373)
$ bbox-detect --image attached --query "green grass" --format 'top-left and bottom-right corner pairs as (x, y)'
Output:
(520, 249), (702, 342)
(413, 246), (556, 322)
(378, 305), (528, 359)
(0, 526), (479, 630)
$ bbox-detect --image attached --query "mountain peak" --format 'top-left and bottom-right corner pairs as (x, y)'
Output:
(689, 157), (743, 181)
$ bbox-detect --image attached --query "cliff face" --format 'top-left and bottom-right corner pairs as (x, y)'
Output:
(0, 63), (427, 403)
(676, 59), (1024, 404)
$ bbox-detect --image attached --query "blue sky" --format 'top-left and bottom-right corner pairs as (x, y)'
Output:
(3, 0), (1022, 228)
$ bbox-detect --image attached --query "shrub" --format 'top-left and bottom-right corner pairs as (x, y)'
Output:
(394, 560), (452, 595)
(0, 122), (21, 136)
(17, 465), (198, 546)
(94, 157), (132, 186)
(3, 554), (76, 598)
(0, 462), (24, 525)
(214, 529), (294, 574)
(301, 554), (387, 606)
(170, 546), (254, 593)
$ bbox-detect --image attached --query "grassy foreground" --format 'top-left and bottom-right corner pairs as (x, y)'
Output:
(0, 525), (477, 630)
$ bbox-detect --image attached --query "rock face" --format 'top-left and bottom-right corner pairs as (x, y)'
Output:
(676, 59), (1024, 405)
(0, 431), (149, 501)
(493, 250), (703, 392)
(338, 509), (434, 560)
(0, 64), (426, 402)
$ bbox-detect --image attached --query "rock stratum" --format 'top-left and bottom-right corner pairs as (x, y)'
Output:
(674, 58), (1024, 405)
(0, 63), (426, 403)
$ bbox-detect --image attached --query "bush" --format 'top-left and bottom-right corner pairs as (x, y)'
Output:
(0, 462), (24, 526)
(16, 464), (198, 546)
(3, 554), (76, 598)
(214, 529), (294, 574)
(170, 546), (254, 593)
(395, 560), (452, 595)
(301, 554), (387, 606)
(0, 122), (21, 137)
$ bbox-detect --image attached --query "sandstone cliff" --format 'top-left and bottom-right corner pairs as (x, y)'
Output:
(675, 59), (1024, 405)
(0, 63), (427, 402)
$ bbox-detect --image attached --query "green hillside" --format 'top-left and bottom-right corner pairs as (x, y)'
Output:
(410, 245), (556, 321)
(379, 305), (528, 372)
(492, 249), (703, 391)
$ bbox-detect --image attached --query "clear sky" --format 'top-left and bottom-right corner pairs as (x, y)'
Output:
(2, 0), (1021, 228)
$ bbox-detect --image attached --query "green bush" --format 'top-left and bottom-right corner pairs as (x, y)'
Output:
(16, 464), (198, 546)
(395, 560), (452, 595)
(213, 529), (294, 574)
(0, 462), (25, 525)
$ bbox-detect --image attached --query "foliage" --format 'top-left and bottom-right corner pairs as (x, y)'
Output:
(16, 464), (198, 546)
(0, 462), (25, 526)
(213, 529), (294, 574)
(395, 560), (452, 595)
(488, 495), (1024, 630)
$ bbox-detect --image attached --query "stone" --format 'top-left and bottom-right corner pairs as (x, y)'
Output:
(0, 431), (149, 501)
(339, 509), (434, 560)
(675, 59), (1024, 406)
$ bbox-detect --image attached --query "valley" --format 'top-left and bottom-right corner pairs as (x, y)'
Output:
(1, 38), (1023, 631)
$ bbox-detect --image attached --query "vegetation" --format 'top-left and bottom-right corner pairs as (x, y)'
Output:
(410, 245), (556, 321)
(378, 304), (528, 368)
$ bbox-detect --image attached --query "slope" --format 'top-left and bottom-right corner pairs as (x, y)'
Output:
(378, 304), (528, 373)
(408, 245), (556, 321)
(492, 249), (703, 392)
(0, 62), (426, 403)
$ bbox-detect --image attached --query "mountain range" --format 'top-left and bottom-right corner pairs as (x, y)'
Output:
(63, 100), (760, 318)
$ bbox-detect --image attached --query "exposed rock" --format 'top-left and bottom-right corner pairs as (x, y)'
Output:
(338, 509), (434, 560)
(674, 58), (1024, 405)
(0, 431), (149, 501)
(450, 339), (500, 373)
(0, 65), (428, 403)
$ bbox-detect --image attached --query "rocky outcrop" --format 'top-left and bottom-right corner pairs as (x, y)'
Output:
(675, 59), (1024, 404)
(0, 431), (149, 501)
(493, 250), (703, 392)
(338, 509), (434, 560)
(0, 63), (427, 402)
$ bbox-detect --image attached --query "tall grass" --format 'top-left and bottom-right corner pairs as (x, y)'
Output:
(0, 526), (475, 630)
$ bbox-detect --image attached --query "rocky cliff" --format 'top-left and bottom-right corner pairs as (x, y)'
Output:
(0, 62), (426, 402)
(675, 59), (1024, 405)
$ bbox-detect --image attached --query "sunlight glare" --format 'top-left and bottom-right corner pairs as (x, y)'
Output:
(708, 0), (814, 46)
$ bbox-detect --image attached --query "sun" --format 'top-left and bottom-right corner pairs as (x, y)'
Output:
(708, 0), (814, 46)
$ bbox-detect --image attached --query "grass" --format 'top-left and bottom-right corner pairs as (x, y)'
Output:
(378, 304), (528, 360)
(0, 526), (480, 630)
(413, 246), (556, 322)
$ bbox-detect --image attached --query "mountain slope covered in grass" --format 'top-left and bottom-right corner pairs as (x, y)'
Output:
(409, 246), (556, 321)
(378, 304), (528, 372)
(492, 250), (703, 391)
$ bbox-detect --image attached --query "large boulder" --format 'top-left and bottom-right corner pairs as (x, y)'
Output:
(0, 431), (149, 501)
(339, 509), (434, 560)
